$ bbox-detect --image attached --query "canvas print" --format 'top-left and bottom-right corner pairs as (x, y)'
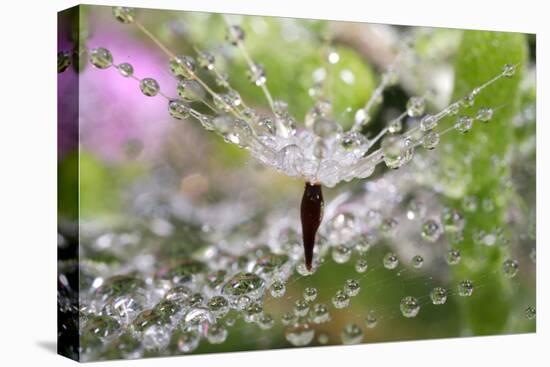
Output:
(57, 5), (536, 362)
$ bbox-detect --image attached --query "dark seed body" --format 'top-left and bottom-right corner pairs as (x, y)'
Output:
(300, 182), (324, 271)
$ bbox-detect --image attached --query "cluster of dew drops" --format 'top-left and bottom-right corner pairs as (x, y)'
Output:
(56, 6), (537, 361)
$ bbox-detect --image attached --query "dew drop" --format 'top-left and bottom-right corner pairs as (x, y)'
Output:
(285, 323), (315, 346)
(168, 100), (190, 120)
(257, 313), (275, 330)
(177, 79), (206, 101)
(169, 55), (196, 79)
(455, 116), (473, 133)
(461, 93), (475, 108)
(89, 47), (113, 69)
(207, 295), (229, 317)
(222, 272), (264, 299)
(383, 252), (399, 270)
(281, 311), (297, 326)
(407, 97), (426, 117)
(112, 7), (135, 23)
(248, 63), (267, 86)
(294, 299), (310, 317)
(430, 287), (448, 305)
(442, 208), (465, 233)
(422, 131), (440, 150)
(420, 114), (437, 131)
(344, 279), (360, 297)
(388, 119), (403, 134)
(117, 62), (134, 77)
(400, 296), (420, 318)
(411, 255), (424, 269)
(476, 107), (494, 122)
(524, 305), (536, 320)
(303, 287), (318, 302)
(457, 280), (474, 297)
(197, 51), (215, 70)
(421, 219), (442, 242)
(365, 310), (378, 328)
(502, 64), (516, 77)
(226, 25), (245, 45)
(355, 258), (368, 273)
(332, 245), (352, 264)
(139, 78), (160, 97)
(332, 290), (351, 309)
(58, 51), (71, 73)
(341, 323), (364, 345)
(206, 324), (228, 344)
(446, 248), (461, 265)
(311, 303), (331, 324)
(270, 280), (286, 298)
(355, 108), (371, 126)
(502, 259), (519, 278)
(381, 135), (414, 169)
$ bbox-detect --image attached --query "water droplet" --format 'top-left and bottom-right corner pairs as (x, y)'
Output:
(226, 25), (245, 45)
(112, 7), (135, 23)
(422, 131), (440, 150)
(169, 55), (196, 79)
(355, 258), (368, 273)
(422, 219), (442, 242)
(177, 79), (205, 101)
(344, 279), (360, 297)
(461, 94), (475, 108)
(255, 313), (274, 330)
(420, 114), (437, 131)
(524, 305), (536, 320)
(328, 51), (340, 64)
(142, 324), (170, 350)
(407, 97), (426, 117)
(117, 62), (134, 77)
(58, 51), (71, 73)
(285, 323), (315, 346)
(341, 323), (364, 345)
(383, 252), (399, 270)
(206, 324), (228, 344)
(311, 303), (331, 324)
(332, 290), (351, 309)
(332, 244), (352, 264)
(411, 255), (424, 269)
(207, 296), (229, 316)
(355, 108), (371, 126)
(197, 51), (215, 70)
(502, 259), (519, 278)
(462, 196), (478, 212)
(400, 296), (420, 318)
(244, 301), (263, 323)
(168, 100), (190, 120)
(446, 248), (461, 265)
(270, 280), (286, 298)
(318, 333), (329, 344)
(502, 64), (516, 77)
(430, 287), (448, 305)
(84, 315), (120, 337)
(303, 287), (318, 302)
(448, 103), (460, 115)
(281, 311), (297, 326)
(139, 78), (160, 97)
(248, 63), (267, 86)
(476, 107), (493, 122)
(365, 310), (378, 328)
(388, 119), (403, 134)
(176, 329), (200, 353)
(457, 280), (474, 297)
(294, 299), (310, 317)
(89, 47), (113, 69)
(381, 135), (414, 169)
(455, 116), (473, 133)
(222, 272), (264, 299)
(442, 208), (465, 233)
